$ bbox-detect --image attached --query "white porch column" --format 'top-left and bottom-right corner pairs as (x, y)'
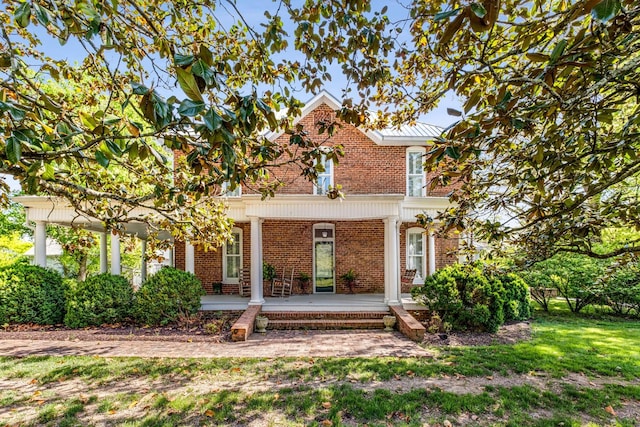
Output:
(383, 217), (391, 304)
(387, 216), (400, 305)
(167, 245), (174, 267)
(249, 216), (264, 305)
(428, 231), (436, 276)
(396, 220), (403, 302)
(110, 232), (121, 275)
(185, 242), (195, 274)
(34, 221), (47, 267)
(140, 239), (147, 282)
(99, 232), (108, 273)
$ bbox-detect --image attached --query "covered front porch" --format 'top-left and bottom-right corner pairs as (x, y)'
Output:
(201, 293), (424, 312)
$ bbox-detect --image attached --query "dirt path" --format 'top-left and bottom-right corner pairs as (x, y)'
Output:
(0, 330), (431, 358)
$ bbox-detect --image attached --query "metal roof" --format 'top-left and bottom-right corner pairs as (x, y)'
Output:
(377, 122), (444, 139)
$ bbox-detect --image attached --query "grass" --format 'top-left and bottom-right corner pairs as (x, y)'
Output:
(0, 303), (638, 426)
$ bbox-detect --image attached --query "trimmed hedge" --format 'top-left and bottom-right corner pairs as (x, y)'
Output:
(0, 262), (66, 325)
(497, 272), (532, 322)
(135, 267), (204, 326)
(64, 273), (134, 328)
(412, 263), (531, 332)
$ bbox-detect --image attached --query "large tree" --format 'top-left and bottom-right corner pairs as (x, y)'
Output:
(2, 0), (639, 259)
(283, 0), (640, 260)
(0, 0), (344, 248)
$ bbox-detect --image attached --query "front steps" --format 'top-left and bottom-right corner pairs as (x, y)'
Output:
(262, 311), (390, 330)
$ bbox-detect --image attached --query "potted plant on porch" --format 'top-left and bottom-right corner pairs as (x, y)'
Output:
(340, 268), (359, 294)
(297, 272), (311, 294)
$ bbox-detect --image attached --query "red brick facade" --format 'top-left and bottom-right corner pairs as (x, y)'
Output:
(174, 97), (459, 295)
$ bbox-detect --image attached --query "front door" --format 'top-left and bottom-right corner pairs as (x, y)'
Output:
(313, 224), (335, 293)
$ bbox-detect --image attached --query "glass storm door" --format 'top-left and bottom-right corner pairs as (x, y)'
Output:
(313, 225), (335, 293)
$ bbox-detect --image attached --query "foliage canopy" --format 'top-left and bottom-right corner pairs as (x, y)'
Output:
(1, 0), (639, 258)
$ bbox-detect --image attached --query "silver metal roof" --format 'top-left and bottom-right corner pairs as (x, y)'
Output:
(377, 122), (444, 139)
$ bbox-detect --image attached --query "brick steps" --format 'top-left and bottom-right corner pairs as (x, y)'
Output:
(267, 318), (385, 330)
(264, 311), (389, 321)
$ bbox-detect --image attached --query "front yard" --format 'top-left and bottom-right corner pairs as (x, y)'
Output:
(0, 304), (638, 426)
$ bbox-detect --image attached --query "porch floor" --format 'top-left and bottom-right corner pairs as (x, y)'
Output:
(200, 293), (424, 312)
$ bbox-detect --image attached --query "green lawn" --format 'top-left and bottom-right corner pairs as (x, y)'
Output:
(0, 305), (638, 426)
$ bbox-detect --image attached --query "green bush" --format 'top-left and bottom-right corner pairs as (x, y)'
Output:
(497, 272), (531, 321)
(411, 263), (507, 332)
(599, 264), (640, 318)
(135, 267), (204, 326)
(524, 253), (605, 313)
(64, 274), (134, 328)
(0, 262), (66, 325)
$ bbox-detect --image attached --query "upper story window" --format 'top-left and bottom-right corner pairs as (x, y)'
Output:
(223, 228), (242, 283)
(221, 181), (241, 197)
(314, 155), (334, 195)
(407, 148), (426, 197)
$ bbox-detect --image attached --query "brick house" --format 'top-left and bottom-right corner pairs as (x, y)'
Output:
(175, 91), (459, 307)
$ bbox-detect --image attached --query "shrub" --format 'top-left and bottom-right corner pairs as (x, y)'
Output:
(599, 264), (640, 318)
(519, 269), (554, 311)
(0, 262), (66, 325)
(64, 274), (134, 328)
(135, 267), (204, 326)
(411, 263), (506, 332)
(496, 272), (531, 321)
(524, 253), (605, 313)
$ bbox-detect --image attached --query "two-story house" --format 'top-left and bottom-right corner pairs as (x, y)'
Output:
(174, 91), (459, 308)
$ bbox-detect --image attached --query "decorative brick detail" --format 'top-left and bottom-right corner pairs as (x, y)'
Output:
(230, 305), (262, 342)
(389, 305), (426, 342)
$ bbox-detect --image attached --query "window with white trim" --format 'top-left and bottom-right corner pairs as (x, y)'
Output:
(407, 228), (425, 281)
(221, 181), (241, 197)
(407, 148), (426, 197)
(223, 228), (242, 283)
(314, 155), (333, 195)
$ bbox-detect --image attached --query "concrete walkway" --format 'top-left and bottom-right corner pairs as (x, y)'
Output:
(0, 330), (431, 358)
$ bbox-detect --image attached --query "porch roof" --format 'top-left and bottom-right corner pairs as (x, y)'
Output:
(13, 195), (172, 240)
(229, 194), (452, 222)
(13, 193), (453, 236)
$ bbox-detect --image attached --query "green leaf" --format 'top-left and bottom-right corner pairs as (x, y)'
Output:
(42, 162), (55, 180)
(178, 99), (205, 117)
(95, 150), (110, 168)
(0, 101), (26, 121)
(445, 146), (461, 160)
(198, 45), (213, 66)
(174, 54), (195, 66)
(203, 108), (222, 131)
(470, 3), (487, 18)
(106, 139), (123, 156)
(6, 137), (22, 163)
(176, 68), (203, 102)
(34, 4), (49, 26)
(434, 8), (460, 21)
(14, 2), (31, 28)
(131, 82), (149, 95)
(591, 0), (621, 23)
(550, 39), (568, 64)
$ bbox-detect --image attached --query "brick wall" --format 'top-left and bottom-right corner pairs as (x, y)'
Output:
(178, 220), (458, 295)
(172, 102), (458, 197)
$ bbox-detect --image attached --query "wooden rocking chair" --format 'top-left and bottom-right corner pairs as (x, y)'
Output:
(272, 266), (294, 297)
(400, 269), (417, 293)
(239, 267), (251, 296)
